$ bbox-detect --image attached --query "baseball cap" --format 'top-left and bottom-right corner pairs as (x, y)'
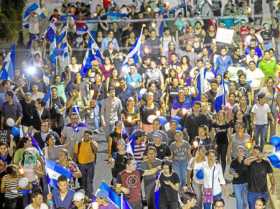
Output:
(73, 191), (85, 202)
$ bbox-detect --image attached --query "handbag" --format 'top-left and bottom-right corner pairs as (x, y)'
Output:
(203, 165), (215, 204)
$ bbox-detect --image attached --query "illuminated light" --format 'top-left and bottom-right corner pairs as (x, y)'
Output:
(127, 116), (132, 122)
(245, 141), (253, 150)
(25, 66), (37, 75)
(193, 140), (199, 148)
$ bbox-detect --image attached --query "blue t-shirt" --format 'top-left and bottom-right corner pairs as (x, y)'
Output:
(53, 188), (74, 209)
(172, 96), (192, 110)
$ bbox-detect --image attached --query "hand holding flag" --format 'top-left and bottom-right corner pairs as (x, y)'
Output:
(0, 44), (16, 80)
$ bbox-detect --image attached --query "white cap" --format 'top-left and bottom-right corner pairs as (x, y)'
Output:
(73, 191), (85, 202)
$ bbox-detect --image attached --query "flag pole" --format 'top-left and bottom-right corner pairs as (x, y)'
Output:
(65, 16), (70, 66)
(120, 192), (124, 209)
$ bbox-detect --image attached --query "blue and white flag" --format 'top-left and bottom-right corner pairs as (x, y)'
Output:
(56, 26), (67, 45)
(49, 41), (57, 66)
(42, 87), (51, 104)
(97, 182), (132, 209)
(80, 34), (103, 77)
(125, 129), (141, 156)
(268, 152), (280, 169)
(59, 41), (70, 67)
(45, 160), (73, 187)
(44, 21), (56, 43)
(0, 44), (16, 80)
(268, 136), (280, 168)
(58, 27), (70, 68)
(214, 81), (226, 112)
(44, 21), (58, 65)
(22, 2), (39, 28)
(154, 172), (161, 209)
(123, 27), (144, 64)
(31, 136), (44, 157)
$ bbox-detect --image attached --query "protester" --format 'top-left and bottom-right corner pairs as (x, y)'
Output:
(74, 130), (98, 197)
(47, 175), (75, 209)
(244, 145), (276, 209)
(0, 1), (279, 209)
(157, 160), (180, 209)
(230, 146), (248, 209)
(25, 190), (48, 209)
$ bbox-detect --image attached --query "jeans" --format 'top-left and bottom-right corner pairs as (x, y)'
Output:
(247, 192), (269, 209)
(255, 124), (268, 151)
(92, 105), (100, 130)
(78, 162), (95, 197)
(233, 183), (248, 209)
(217, 143), (228, 173)
(192, 181), (203, 208)
(203, 193), (222, 209)
(173, 160), (188, 187)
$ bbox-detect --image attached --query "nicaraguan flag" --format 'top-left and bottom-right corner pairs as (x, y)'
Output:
(214, 81), (226, 112)
(31, 136), (44, 157)
(80, 35), (103, 77)
(105, 11), (128, 20)
(125, 129), (141, 156)
(22, 2), (40, 28)
(58, 32), (70, 68)
(56, 26), (66, 45)
(0, 44), (16, 80)
(267, 152), (280, 168)
(123, 27), (143, 64)
(49, 41), (57, 65)
(80, 47), (94, 77)
(89, 36), (103, 63)
(42, 87), (51, 104)
(45, 160), (73, 187)
(192, 71), (202, 105)
(154, 172), (161, 209)
(44, 21), (56, 43)
(97, 182), (132, 209)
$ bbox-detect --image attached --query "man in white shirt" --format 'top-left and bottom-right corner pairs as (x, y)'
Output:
(245, 61), (264, 91)
(25, 191), (48, 209)
(251, 93), (275, 151)
(202, 149), (227, 209)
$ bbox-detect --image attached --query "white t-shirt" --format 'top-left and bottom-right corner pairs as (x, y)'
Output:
(25, 203), (48, 209)
(202, 162), (226, 196)
(188, 157), (206, 184)
(245, 67), (264, 89)
(252, 103), (271, 125)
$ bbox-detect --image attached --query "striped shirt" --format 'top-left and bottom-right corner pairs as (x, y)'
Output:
(134, 143), (146, 163)
(2, 175), (19, 199)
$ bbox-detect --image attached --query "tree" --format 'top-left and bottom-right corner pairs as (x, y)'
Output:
(0, 0), (25, 43)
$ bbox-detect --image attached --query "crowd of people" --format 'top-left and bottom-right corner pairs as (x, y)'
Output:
(0, 0), (280, 209)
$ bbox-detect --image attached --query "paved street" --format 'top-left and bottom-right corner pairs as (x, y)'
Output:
(92, 133), (237, 209)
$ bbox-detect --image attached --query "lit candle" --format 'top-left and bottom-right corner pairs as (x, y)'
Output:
(127, 116), (132, 123)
